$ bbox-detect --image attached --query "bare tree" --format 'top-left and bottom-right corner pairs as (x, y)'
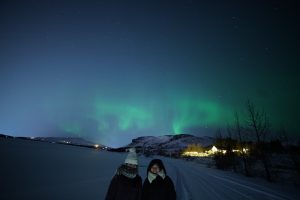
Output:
(225, 124), (238, 172)
(279, 126), (300, 176)
(234, 111), (250, 176)
(214, 128), (238, 171)
(246, 99), (272, 181)
(215, 128), (223, 148)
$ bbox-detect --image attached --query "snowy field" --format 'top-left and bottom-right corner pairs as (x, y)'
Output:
(1, 138), (299, 200)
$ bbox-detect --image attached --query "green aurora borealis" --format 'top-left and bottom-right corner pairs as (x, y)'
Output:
(55, 92), (298, 146)
(0, 1), (299, 146)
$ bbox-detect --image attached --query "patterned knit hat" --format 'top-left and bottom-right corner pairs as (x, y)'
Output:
(125, 148), (138, 165)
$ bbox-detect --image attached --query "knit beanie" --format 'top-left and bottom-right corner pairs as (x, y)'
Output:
(124, 148), (138, 165)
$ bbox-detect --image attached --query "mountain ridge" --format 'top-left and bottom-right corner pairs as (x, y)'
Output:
(123, 134), (215, 156)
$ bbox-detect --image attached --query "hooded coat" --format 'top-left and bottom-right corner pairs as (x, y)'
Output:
(105, 164), (142, 200)
(142, 159), (176, 200)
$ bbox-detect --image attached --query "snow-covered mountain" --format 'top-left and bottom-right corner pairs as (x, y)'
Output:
(125, 134), (215, 155)
(32, 137), (96, 146)
(1, 133), (108, 149)
(18, 136), (107, 149)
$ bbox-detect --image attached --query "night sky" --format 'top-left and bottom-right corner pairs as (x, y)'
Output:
(0, 0), (299, 147)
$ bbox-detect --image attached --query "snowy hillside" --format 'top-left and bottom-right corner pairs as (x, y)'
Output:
(1, 137), (299, 200)
(125, 134), (215, 155)
(2, 134), (107, 149)
(33, 137), (97, 146)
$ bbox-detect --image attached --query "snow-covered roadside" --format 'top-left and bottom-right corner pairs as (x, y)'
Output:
(162, 157), (299, 200)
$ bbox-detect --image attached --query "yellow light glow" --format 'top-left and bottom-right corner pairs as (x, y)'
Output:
(182, 151), (209, 157)
(182, 145), (250, 157)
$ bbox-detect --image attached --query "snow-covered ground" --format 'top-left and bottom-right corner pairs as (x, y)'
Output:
(1, 138), (299, 200)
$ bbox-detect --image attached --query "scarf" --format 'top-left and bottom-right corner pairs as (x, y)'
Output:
(116, 164), (138, 179)
(147, 170), (166, 183)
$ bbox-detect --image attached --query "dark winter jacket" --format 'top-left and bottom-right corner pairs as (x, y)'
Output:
(142, 159), (176, 200)
(105, 165), (142, 200)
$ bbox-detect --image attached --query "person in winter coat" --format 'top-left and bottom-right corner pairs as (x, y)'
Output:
(105, 148), (142, 200)
(142, 159), (176, 200)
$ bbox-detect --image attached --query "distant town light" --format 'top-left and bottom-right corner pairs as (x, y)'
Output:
(242, 148), (249, 153)
(182, 145), (249, 157)
(94, 144), (99, 148)
(182, 151), (209, 157)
